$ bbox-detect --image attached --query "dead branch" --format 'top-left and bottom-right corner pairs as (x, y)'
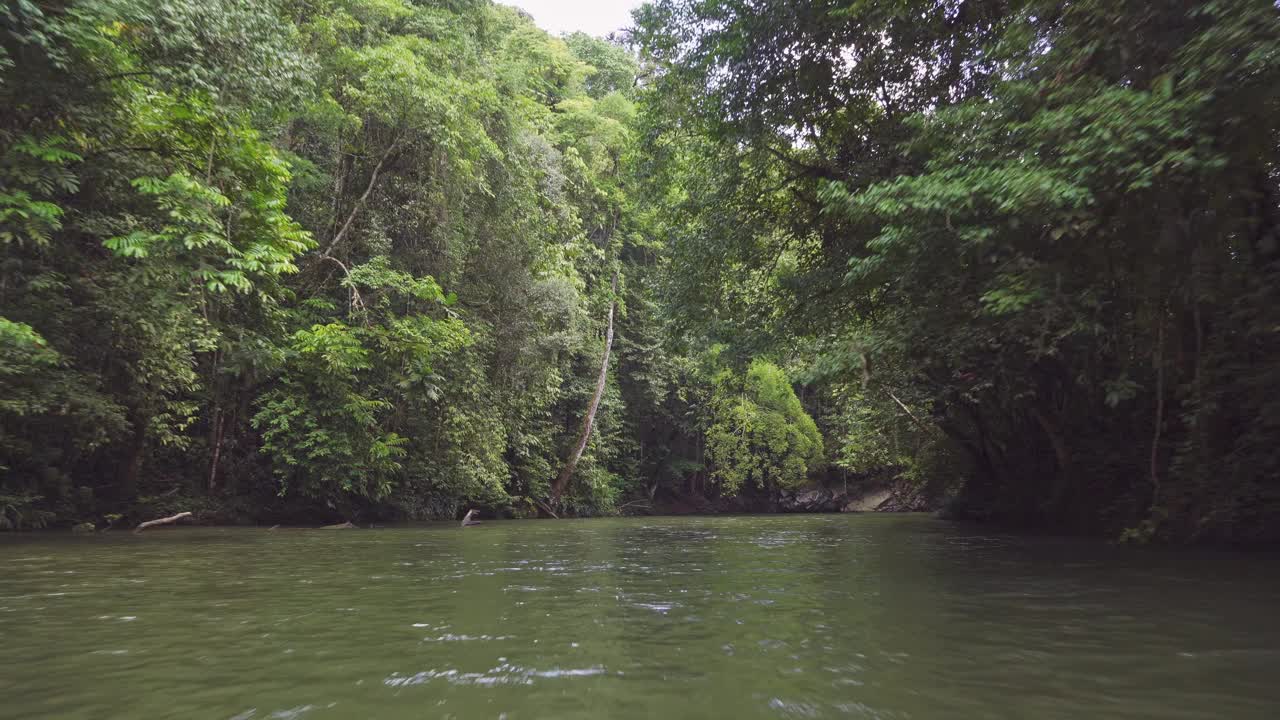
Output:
(323, 138), (400, 257)
(133, 511), (192, 534)
(887, 390), (932, 433)
(316, 254), (367, 315)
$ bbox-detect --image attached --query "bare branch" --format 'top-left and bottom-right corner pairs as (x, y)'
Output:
(324, 138), (401, 257)
(888, 390), (931, 433)
(317, 254), (367, 315)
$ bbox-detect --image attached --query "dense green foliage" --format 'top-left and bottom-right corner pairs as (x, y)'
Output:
(4, 0), (1278, 543)
(0, 0), (710, 526)
(706, 359), (823, 495)
(633, 0), (1280, 542)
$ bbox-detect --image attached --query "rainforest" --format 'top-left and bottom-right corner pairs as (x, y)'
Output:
(3, 0), (1279, 545)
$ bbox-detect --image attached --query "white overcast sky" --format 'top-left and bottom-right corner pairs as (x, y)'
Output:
(501, 1), (645, 37)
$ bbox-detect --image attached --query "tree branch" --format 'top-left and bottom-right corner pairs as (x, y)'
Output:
(323, 138), (400, 257)
(317, 254), (366, 315)
(888, 390), (931, 432)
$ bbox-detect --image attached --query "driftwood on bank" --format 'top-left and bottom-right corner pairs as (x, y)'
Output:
(133, 511), (192, 533)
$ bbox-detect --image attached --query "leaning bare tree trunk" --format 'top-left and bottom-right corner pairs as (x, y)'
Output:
(550, 273), (618, 504)
(208, 407), (225, 492)
(134, 511), (192, 534)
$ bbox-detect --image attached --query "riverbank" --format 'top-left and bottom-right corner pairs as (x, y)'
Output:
(650, 480), (932, 516)
(30, 482), (933, 534)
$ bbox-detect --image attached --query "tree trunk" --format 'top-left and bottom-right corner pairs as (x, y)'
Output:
(1030, 406), (1071, 509)
(550, 273), (618, 504)
(1150, 315), (1166, 507)
(938, 420), (989, 476)
(119, 413), (147, 500)
(208, 407), (225, 492)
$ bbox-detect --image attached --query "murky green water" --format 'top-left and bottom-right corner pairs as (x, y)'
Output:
(2, 515), (1279, 719)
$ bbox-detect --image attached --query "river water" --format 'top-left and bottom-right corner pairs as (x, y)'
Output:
(2, 515), (1278, 719)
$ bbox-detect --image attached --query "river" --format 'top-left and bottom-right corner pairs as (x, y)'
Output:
(2, 515), (1278, 719)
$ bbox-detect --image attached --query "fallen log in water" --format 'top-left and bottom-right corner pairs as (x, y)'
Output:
(133, 511), (192, 534)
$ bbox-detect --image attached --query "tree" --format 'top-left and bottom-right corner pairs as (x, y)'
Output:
(636, 0), (1280, 541)
(705, 359), (823, 495)
(552, 273), (618, 504)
